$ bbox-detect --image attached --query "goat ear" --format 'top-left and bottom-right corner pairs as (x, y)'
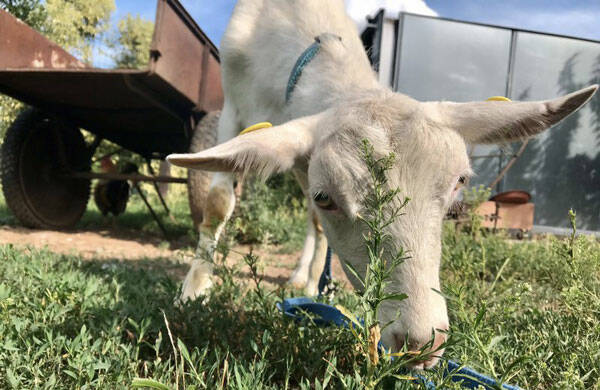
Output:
(430, 85), (597, 144)
(166, 113), (323, 177)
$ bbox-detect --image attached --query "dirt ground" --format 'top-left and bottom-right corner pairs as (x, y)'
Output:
(0, 225), (349, 290)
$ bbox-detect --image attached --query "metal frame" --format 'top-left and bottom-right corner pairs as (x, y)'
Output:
(389, 11), (600, 195)
(67, 171), (187, 184)
(396, 12), (600, 45)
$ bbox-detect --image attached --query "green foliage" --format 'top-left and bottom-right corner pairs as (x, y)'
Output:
(233, 173), (306, 251)
(0, 96), (23, 144)
(461, 185), (492, 237)
(1, 191), (600, 388)
(0, 134), (599, 388)
(43, 0), (115, 62)
(0, 0), (45, 26)
(0, 244), (355, 389)
(109, 13), (154, 69)
(442, 212), (600, 389)
(462, 185), (492, 210)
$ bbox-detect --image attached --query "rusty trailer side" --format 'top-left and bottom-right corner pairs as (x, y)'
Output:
(0, 0), (223, 158)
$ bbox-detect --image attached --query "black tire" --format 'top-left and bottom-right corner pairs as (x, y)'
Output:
(187, 111), (220, 230)
(1, 108), (91, 229)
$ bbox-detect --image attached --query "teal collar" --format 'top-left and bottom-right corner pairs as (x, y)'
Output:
(285, 33), (342, 104)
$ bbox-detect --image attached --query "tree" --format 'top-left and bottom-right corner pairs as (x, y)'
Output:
(43, 0), (115, 63)
(0, 0), (46, 28)
(110, 13), (154, 69)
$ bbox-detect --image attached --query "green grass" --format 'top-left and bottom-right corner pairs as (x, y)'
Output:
(1, 170), (600, 389)
(1, 221), (599, 388)
(233, 173), (307, 252)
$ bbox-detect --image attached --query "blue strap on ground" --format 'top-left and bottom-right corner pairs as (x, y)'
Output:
(277, 297), (521, 390)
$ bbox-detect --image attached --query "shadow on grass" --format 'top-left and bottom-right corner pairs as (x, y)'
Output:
(72, 254), (347, 386)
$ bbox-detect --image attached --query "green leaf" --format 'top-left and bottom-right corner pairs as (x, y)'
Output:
(63, 369), (78, 380)
(0, 283), (11, 300)
(177, 338), (192, 364)
(6, 368), (19, 389)
(383, 293), (408, 302)
(131, 378), (172, 390)
(343, 261), (365, 286)
(335, 305), (363, 330)
(391, 374), (418, 381)
(487, 335), (507, 351)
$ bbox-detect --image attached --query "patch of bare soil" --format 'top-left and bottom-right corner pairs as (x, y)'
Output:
(0, 225), (350, 290)
(0, 226), (176, 260)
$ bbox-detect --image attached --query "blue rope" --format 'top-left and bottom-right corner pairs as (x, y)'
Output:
(285, 33), (342, 104)
(285, 39), (322, 104)
(277, 297), (521, 390)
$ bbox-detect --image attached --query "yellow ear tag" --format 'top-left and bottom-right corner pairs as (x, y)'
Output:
(239, 122), (273, 135)
(486, 96), (512, 102)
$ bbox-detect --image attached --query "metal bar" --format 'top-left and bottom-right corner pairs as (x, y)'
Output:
(470, 154), (504, 159)
(398, 11), (600, 45)
(488, 139), (530, 190)
(497, 29), (519, 193)
(146, 159), (173, 218)
(133, 182), (169, 239)
(66, 171), (187, 184)
(165, 0), (220, 59)
(505, 30), (518, 100)
(392, 12), (406, 91)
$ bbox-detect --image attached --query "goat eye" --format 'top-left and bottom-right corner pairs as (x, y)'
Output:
(313, 192), (337, 210)
(454, 176), (466, 192)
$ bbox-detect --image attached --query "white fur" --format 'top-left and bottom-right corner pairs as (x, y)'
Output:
(168, 0), (598, 368)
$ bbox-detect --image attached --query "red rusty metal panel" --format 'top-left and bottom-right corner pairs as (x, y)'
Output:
(0, 69), (190, 156)
(0, 9), (86, 70)
(150, 0), (223, 111)
(199, 50), (224, 112)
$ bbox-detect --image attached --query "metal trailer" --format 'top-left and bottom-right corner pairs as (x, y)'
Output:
(0, 0), (223, 230)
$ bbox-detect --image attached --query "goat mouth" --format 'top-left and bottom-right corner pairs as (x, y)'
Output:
(392, 331), (447, 369)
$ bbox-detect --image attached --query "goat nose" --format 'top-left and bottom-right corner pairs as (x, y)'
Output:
(393, 326), (448, 369)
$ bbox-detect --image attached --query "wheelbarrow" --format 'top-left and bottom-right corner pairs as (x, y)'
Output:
(0, 0), (223, 230)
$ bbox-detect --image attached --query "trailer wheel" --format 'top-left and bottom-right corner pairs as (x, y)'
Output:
(1, 108), (91, 229)
(187, 111), (220, 230)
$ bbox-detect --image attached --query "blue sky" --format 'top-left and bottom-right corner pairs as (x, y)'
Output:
(95, 0), (600, 67)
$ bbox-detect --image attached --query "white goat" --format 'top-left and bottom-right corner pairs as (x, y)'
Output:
(167, 0), (597, 368)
